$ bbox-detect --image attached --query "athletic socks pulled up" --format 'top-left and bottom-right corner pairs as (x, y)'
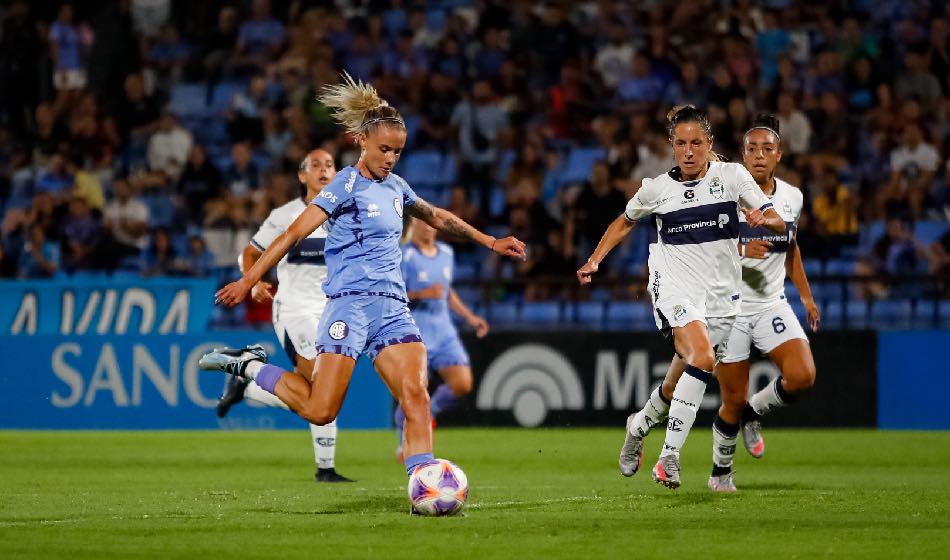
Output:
(711, 414), (739, 476)
(660, 364), (712, 458)
(310, 421), (338, 470)
(747, 376), (796, 420)
(629, 385), (672, 438)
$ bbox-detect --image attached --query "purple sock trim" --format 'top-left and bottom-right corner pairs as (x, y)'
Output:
(405, 452), (435, 477)
(256, 364), (283, 394)
(394, 405), (405, 429)
(430, 384), (459, 417)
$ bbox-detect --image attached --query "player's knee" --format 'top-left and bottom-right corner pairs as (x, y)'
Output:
(720, 385), (747, 409)
(448, 375), (473, 396)
(301, 406), (336, 426)
(399, 380), (430, 419)
(689, 350), (716, 374)
(783, 365), (816, 394)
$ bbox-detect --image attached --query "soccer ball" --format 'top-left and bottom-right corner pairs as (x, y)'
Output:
(407, 459), (468, 516)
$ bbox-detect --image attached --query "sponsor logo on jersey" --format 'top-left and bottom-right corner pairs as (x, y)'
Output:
(683, 189), (695, 200)
(709, 176), (725, 198)
(718, 213), (730, 228)
(328, 321), (349, 340)
(673, 304), (687, 321)
(319, 190), (337, 204)
(367, 203), (381, 218)
(393, 197), (403, 217)
(344, 170), (357, 193)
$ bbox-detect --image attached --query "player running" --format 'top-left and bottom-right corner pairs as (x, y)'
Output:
(707, 114), (819, 492)
(215, 149), (353, 483)
(394, 217), (490, 459)
(200, 73), (526, 484)
(578, 105), (785, 489)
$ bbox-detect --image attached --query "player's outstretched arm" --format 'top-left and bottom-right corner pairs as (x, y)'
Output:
(216, 205), (329, 306)
(742, 207), (786, 234)
(785, 240), (820, 331)
(577, 213), (635, 285)
(407, 197), (526, 259)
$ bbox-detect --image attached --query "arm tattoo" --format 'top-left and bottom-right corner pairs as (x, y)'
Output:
(440, 215), (478, 242)
(406, 197), (436, 221)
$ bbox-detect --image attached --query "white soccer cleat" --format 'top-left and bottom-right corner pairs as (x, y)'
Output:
(652, 454), (681, 489)
(742, 420), (765, 459)
(707, 472), (737, 493)
(619, 414), (644, 477)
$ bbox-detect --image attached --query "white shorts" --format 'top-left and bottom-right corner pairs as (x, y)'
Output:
(54, 69), (87, 91)
(721, 301), (808, 364)
(272, 301), (323, 362)
(653, 294), (734, 361)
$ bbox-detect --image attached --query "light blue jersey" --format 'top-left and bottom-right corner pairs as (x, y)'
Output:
(312, 166), (418, 300)
(402, 241), (469, 369)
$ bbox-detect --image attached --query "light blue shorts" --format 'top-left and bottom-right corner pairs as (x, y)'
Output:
(425, 332), (470, 371)
(316, 293), (423, 362)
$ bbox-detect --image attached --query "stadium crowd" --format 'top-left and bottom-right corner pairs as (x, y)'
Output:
(0, 0), (947, 313)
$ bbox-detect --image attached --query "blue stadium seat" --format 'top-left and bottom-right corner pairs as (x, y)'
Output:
(605, 301), (653, 330)
(915, 221), (947, 245)
(802, 259), (823, 277)
(454, 261), (478, 281)
(784, 281), (800, 301)
(845, 301), (869, 328)
(426, 9), (446, 31)
(209, 81), (246, 114)
(168, 83), (207, 118)
(939, 300), (950, 327)
(824, 301), (844, 328)
(572, 301), (605, 328)
(790, 300), (807, 323)
(402, 113), (420, 150)
(859, 220), (885, 253)
(912, 300), (937, 327)
(487, 302), (519, 325)
(557, 147), (607, 185)
(398, 151), (445, 188)
(824, 259), (856, 276)
(520, 302), (562, 324)
(382, 8), (408, 36)
(494, 149), (515, 183)
(871, 300), (912, 329)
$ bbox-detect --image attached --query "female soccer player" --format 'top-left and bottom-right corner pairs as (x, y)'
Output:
(707, 115), (819, 492)
(200, 73), (525, 483)
(214, 148), (353, 483)
(577, 105), (785, 489)
(394, 217), (490, 458)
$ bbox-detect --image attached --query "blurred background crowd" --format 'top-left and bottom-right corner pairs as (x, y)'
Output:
(0, 0), (947, 327)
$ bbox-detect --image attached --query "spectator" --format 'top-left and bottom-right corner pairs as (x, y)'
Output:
(222, 142), (260, 198)
(112, 73), (161, 144)
(180, 235), (215, 277)
(103, 177), (150, 256)
(35, 154), (74, 199)
(141, 227), (178, 276)
(17, 223), (60, 278)
(631, 130), (673, 187)
(617, 53), (664, 106)
(48, 3), (90, 110)
(147, 112), (193, 180)
(929, 230), (950, 295)
(811, 165), (859, 255)
(663, 60), (709, 108)
(178, 145), (223, 226)
(196, 6), (239, 82)
(895, 48), (942, 110)
(236, 0), (286, 70)
(776, 91), (812, 157)
(451, 80), (508, 213)
(62, 196), (102, 272)
(595, 22), (634, 89)
(856, 216), (927, 298)
(148, 23), (191, 87)
(881, 123), (940, 218)
(566, 161), (626, 262)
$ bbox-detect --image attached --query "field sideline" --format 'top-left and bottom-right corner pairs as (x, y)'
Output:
(1, 428), (948, 559)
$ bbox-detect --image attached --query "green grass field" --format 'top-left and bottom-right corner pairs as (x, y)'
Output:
(1, 428), (948, 559)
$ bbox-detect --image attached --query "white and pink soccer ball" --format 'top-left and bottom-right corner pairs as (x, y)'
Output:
(407, 459), (469, 516)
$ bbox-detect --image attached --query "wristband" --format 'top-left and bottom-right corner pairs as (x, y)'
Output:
(490, 237), (497, 251)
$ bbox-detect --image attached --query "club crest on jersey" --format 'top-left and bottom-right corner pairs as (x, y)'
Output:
(328, 321), (349, 340)
(393, 197), (403, 217)
(443, 266), (451, 280)
(367, 203), (381, 218)
(709, 177), (725, 199)
(673, 304), (687, 321)
(782, 200), (793, 215)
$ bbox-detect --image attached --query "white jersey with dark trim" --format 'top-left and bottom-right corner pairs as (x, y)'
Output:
(737, 177), (803, 316)
(250, 198), (328, 312)
(626, 161), (774, 318)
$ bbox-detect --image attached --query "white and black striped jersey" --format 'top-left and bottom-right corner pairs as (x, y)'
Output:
(250, 198), (328, 313)
(625, 161), (774, 318)
(737, 177), (803, 316)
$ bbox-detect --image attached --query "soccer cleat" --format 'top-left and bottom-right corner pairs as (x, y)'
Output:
(742, 420), (766, 459)
(198, 345), (267, 379)
(707, 472), (737, 493)
(652, 455), (681, 489)
(315, 468), (355, 483)
(619, 414), (644, 477)
(216, 375), (249, 418)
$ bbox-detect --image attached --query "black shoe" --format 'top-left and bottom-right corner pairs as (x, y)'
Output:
(315, 468), (355, 483)
(216, 375), (249, 418)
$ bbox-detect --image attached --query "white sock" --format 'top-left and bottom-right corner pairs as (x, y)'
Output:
(749, 377), (791, 416)
(244, 381), (289, 410)
(660, 365), (711, 458)
(711, 416), (739, 472)
(244, 360), (265, 379)
(310, 421), (337, 470)
(630, 386), (670, 438)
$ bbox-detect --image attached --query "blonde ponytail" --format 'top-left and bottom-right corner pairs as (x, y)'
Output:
(318, 72), (404, 137)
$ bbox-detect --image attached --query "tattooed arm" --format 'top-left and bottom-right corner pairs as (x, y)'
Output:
(406, 197), (526, 258)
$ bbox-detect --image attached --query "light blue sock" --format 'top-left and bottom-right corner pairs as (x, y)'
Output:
(405, 452), (435, 477)
(430, 384), (460, 417)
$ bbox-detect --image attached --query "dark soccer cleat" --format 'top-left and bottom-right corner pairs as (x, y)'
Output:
(199, 344), (268, 379)
(216, 375), (249, 418)
(315, 468), (355, 483)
